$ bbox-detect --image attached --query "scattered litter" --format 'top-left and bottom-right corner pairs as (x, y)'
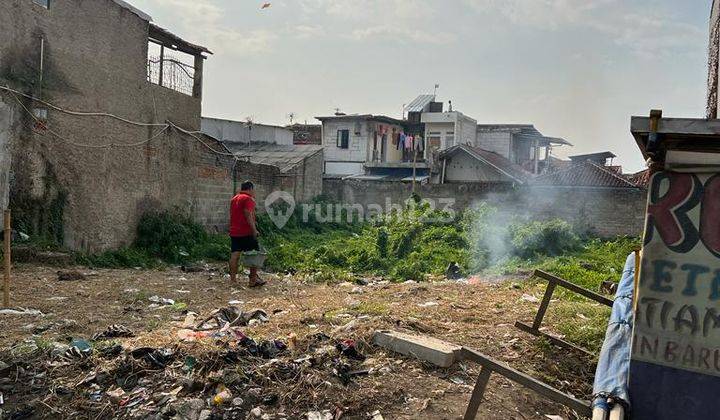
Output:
(349, 286), (364, 294)
(123, 288), (139, 293)
(306, 410), (333, 420)
(336, 339), (365, 361)
(545, 415), (566, 420)
(228, 300), (244, 305)
(521, 294), (540, 303)
(57, 270), (88, 281)
(0, 307), (44, 316)
(370, 410), (385, 420)
(212, 385), (233, 405)
(174, 289), (191, 294)
(445, 262), (462, 280)
(148, 296), (175, 305)
(92, 324), (134, 341)
(417, 301), (439, 308)
(450, 376), (466, 385)
(46, 296), (68, 301)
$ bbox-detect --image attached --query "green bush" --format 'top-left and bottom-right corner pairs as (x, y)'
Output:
(510, 219), (580, 259)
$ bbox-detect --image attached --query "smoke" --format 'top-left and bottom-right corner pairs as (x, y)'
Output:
(467, 187), (580, 268)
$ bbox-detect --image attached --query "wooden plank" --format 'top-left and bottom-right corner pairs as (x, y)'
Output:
(532, 281), (556, 329)
(515, 321), (594, 358)
(463, 367), (491, 420)
(533, 270), (614, 307)
(3, 210), (10, 308)
(631, 116), (720, 137)
(459, 347), (592, 416)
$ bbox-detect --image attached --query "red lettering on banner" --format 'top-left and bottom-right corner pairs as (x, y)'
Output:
(645, 173), (701, 253)
(701, 174), (720, 257)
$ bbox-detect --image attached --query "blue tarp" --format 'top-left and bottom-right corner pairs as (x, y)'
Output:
(592, 252), (635, 409)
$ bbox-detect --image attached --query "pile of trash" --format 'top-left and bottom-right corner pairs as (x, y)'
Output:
(0, 304), (382, 420)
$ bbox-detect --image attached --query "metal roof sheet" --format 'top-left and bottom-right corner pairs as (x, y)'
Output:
(224, 143), (323, 173)
(405, 95), (436, 113)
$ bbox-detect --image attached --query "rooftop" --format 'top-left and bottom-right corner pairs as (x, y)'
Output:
(114, 0), (152, 21)
(405, 95), (436, 113)
(569, 151), (616, 161)
(478, 124), (572, 146)
(149, 24), (212, 57)
(315, 114), (405, 125)
(439, 144), (530, 184)
(224, 143), (323, 173)
(531, 160), (639, 189)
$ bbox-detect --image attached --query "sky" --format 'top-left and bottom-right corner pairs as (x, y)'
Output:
(131, 0), (712, 172)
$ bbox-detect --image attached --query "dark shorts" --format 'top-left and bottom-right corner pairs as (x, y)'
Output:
(231, 236), (259, 253)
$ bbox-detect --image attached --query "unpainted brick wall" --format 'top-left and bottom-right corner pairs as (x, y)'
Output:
(322, 178), (648, 238)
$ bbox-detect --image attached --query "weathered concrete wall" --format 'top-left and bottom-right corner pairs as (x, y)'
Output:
(0, 0), (233, 251)
(476, 129), (512, 158)
(201, 118), (294, 146)
(322, 178), (648, 238)
(322, 120), (368, 174)
(445, 152), (505, 183)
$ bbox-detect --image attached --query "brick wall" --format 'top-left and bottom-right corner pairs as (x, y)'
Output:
(0, 0), (236, 251)
(323, 178), (648, 238)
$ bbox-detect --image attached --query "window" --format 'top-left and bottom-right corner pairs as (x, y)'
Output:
(337, 129), (349, 149)
(33, 0), (49, 8)
(445, 131), (455, 148)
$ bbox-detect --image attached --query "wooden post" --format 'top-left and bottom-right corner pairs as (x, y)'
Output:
(463, 367), (491, 420)
(411, 147), (418, 193)
(532, 281), (556, 330)
(3, 210), (10, 308)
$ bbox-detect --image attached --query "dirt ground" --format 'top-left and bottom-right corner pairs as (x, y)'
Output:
(0, 264), (596, 419)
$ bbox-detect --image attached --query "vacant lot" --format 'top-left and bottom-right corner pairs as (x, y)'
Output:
(0, 263), (600, 419)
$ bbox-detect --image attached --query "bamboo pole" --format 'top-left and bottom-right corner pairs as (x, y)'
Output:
(3, 210), (10, 308)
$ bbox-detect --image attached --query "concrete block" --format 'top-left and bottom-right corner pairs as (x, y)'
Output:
(373, 330), (461, 368)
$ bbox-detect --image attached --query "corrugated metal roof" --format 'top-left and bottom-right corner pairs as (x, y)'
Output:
(531, 161), (639, 188)
(439, 144), (530, 184)
(224, 143), (323, 173)
(405, 95), (436, 113)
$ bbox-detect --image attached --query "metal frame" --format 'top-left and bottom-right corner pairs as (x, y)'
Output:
(514, 270), (614, 357)
(459, 347), (592, 419)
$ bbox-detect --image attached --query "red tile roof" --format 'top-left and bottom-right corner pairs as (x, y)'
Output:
(531, 160), (639, 188)
(626, 169), (651, 188)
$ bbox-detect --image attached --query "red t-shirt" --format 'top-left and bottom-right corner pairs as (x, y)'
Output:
(229, 192), (256, 237)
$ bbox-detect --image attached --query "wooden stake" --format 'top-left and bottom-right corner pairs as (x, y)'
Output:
(3, 210), (10, 308)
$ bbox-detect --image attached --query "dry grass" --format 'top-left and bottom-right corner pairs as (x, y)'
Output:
(0, 264), (598, 419)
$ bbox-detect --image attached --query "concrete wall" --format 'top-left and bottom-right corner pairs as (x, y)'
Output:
(322, 178), (648, 237)
(322, 120), (368, 174)
(445, 152), (505, 183)
(477, 129), (512, 158)
(0, 0), (236, 251)
(457, 114), (477, 146)
(201, 118), (293, 146)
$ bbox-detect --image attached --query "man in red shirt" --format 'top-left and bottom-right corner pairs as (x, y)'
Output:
(229, 181), (264, 287)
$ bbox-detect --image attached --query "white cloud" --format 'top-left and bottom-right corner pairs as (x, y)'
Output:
(292, 24), (327, 39)
(463, 0), (705, 58)
(131, 0), (278, 56)
(298, 0), (449, 44)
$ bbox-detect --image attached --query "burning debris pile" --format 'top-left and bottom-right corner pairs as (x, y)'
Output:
(0, 304), (384, 420)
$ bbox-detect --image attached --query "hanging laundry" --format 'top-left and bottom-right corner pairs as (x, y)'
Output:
(398, 133), (406, 150)
(405, 135), (414, 150)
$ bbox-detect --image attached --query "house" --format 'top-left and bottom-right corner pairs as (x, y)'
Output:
(200, 117), (323, 203)
(201, 117), (294, 146)
(437, 144), (528, 185)
(224, 143), (324, 204)
(421, 106), (477, 164)
(287, 123), (322, 145)
(316, 114), (419, 176)
(476, 124), (571, 174)
(0, 0), (238, 251)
